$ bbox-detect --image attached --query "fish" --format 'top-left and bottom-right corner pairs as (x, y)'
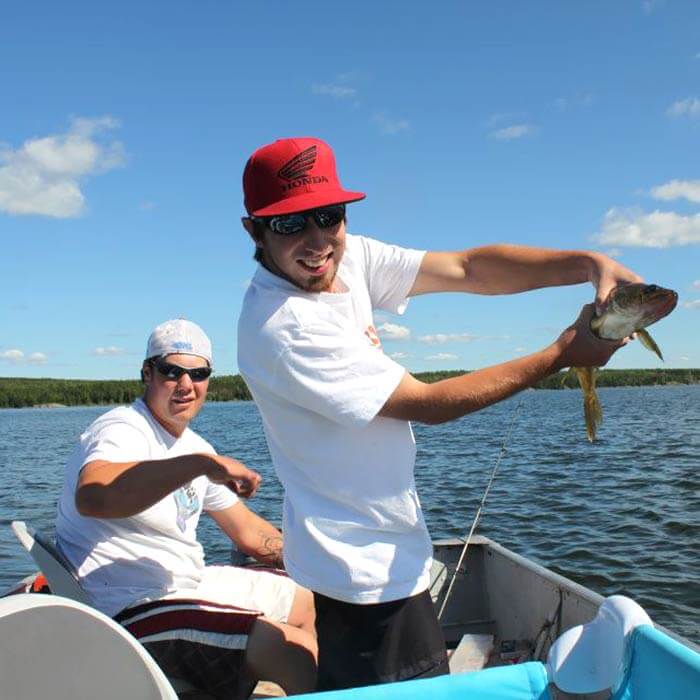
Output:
(565, 283), (678, 442)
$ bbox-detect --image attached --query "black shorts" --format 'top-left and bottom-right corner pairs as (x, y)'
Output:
(314, 588), (449, 691)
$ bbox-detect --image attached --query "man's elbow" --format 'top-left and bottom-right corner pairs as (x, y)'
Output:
(75, 486), (109, 518)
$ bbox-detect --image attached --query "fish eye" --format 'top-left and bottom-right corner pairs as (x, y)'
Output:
(645, 284), (659, 293)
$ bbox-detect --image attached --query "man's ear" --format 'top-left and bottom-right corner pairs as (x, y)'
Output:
(242, 217), (257, 240)
(141, 361), (152, 384)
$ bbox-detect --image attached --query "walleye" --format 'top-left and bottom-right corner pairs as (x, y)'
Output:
(566, 283), (678, 442)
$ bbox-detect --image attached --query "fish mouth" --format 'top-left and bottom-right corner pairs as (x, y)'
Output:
(645, 290), (678, 324)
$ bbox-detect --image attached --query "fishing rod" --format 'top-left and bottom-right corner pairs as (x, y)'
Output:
(437, 392), (526, 621)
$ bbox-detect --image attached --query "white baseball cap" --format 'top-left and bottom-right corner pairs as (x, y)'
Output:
(145, 319), (212, 365)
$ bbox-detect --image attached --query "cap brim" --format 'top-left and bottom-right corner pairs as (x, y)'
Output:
(251, 190), (366, 217)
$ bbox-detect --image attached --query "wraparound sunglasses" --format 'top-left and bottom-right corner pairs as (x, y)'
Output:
(150, 358), (212, 382)
(251, 204), (346, 236)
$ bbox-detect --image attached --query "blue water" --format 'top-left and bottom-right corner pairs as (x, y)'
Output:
(0, 386), (697, 643)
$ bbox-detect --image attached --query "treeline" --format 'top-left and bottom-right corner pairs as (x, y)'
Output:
(414, 368), (700, 389)
(1, 369), (698, 409)
(0, 375), (251, 408)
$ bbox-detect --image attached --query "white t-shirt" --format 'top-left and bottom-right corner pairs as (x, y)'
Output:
(238, 233), (432, 604)
(56, 398), (237, 616)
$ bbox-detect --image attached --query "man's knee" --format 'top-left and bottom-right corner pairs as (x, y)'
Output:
(287, 585), (316, 635)
(244, 616), (318, 695)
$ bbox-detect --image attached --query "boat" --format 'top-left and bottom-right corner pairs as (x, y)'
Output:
(2, 525), (699, 699)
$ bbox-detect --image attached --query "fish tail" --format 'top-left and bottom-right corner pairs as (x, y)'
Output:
(574, 367), (603, 442)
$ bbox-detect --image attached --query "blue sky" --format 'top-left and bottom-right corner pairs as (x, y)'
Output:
(2, 1), (699, 380)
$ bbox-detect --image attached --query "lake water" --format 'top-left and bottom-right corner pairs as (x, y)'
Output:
(0, 386), (697, 643)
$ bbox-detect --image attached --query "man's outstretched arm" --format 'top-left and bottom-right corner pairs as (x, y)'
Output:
(76, 454), (261, 518)
(379, 304), (626, 425)
(410, 245), (643, 310)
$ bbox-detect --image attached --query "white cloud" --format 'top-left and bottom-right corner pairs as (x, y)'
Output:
(389, 352), (409, 360)
(27, 352), (48, 364)
(140, 201), (156, 210)
(593, 208), (700, 248)
(0, 116), (125, 218)
(426, 353), (458, 361)
(93, 346), (127, 356)
(377, 322), (411, 340)
(684, 299), (700, 309)
(0, 349), (47, 364)
(651, 180), (700, 204)
(0, 349), (24, 363)
(642, 0), (665, 14)
(490, 124), (535, 140)
(312, 84), (357, 100)
(667, 97), (700, 118)
(417, 332), (478, 345)
(693, 280), (700, 288)
(372, 112), (410, 135)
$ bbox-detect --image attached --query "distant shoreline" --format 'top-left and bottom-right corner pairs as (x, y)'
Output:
(1, 370), (698, 409)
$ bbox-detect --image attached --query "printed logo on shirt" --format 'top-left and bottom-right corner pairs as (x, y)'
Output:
(277, 145), (329, 191)
(174, 483), (199, 533)
(364, 325), (382, 349)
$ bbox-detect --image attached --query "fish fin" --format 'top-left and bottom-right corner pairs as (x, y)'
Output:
(573, 367), (602, 442)
(560, 366), (576, 388)
(636, 328), (664, 361)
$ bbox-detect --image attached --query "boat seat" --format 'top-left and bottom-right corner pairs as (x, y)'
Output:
(0, 593), (179, 699)
(10, 520), (208, 698)
(11, 520), (90, 604)
(547, 595), (700, 697)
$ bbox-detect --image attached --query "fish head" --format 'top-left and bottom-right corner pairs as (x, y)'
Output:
(593, 283), (678, 339)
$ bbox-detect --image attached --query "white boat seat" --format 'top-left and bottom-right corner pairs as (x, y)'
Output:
(10, 520), (207, 697)
(0, 593), (178, 699)
(11, 520), (90, 604)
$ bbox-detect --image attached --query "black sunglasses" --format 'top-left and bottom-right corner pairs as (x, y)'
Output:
(151, 358), (212, 382)
(252, 204), (346, 236)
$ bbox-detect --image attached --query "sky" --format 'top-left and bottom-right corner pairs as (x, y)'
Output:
(2, 1), (699, 380)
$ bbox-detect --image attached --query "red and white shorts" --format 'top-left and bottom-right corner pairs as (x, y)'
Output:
(115, 565), (296, 699)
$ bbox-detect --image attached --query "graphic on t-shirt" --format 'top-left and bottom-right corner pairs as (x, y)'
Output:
(174, 483), (199, 532)
(364, 325), (382, 348)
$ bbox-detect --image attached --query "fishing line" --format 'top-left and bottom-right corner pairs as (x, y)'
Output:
(437, 392), (527, 621)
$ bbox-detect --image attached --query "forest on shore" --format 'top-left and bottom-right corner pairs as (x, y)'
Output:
(1, 369), (699, 409)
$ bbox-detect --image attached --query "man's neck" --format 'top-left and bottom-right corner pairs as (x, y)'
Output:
(142, 396), (186, 438)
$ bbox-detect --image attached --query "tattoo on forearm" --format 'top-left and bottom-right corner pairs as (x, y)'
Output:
(258, 530), (284, 568)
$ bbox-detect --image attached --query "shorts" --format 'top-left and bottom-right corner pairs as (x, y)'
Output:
(314, 588), (449, 691)
(115, 565), (297, 699)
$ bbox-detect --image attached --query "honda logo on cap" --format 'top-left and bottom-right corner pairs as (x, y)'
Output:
(277, 145), (329, 191)
(277, 145), (317, 181)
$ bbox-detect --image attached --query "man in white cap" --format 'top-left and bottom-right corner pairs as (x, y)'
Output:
(56, 319), (317, 699)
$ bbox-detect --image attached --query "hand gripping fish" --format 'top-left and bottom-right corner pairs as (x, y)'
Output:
(566, 283), (678, 442)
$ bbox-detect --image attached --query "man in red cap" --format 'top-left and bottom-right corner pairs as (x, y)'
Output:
(237, 137), (642, 690)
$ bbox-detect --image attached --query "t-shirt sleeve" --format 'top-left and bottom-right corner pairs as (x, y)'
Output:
(81, 422), (152, 467)
(357, 236), (425, 313)
(203, 482), (238, 511)
(273, 319), (406, 428)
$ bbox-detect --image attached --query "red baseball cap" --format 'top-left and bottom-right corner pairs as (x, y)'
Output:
(243, 137), (366, 216)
